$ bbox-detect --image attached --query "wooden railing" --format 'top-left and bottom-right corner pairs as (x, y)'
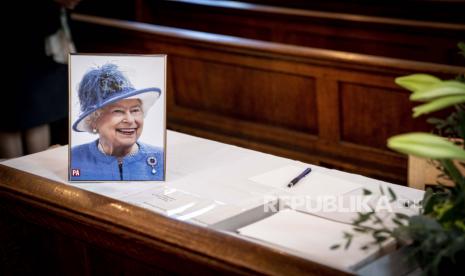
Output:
(71, 14), (464, 184)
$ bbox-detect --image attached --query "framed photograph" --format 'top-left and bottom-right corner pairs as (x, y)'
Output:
(69, 54), (166, 181)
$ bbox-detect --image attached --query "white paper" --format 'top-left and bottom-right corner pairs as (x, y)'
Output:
(289, 171), (362, 196)
(249, 165), (306, 189)
(238, 209), (391, 270)
(122, 188), (203, 216)
(250, 165), (362, 196)
(285, 185), (420, 226)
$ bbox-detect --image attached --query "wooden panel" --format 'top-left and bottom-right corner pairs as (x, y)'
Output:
(282, 28), (452, 66)
(340, 82), (429, 149)
(140, 0), (465, 65)
(0, 211), (169, 275)
(316, 79), (339, 142)
(171, 56), (317, 133)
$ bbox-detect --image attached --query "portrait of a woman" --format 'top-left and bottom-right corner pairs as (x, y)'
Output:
(69, 57), (165, 181)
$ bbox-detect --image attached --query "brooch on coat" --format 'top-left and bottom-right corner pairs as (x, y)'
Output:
(146, 156), (157, 174)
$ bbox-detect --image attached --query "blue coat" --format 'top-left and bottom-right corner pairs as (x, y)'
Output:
(70, 140), (164, 181)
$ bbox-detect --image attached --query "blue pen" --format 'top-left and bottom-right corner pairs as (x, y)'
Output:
(287, 167), (312, 188)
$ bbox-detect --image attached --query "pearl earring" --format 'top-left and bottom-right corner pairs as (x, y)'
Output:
(93, 128), (97, 133)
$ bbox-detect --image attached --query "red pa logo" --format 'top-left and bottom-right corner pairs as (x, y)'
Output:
(71, 169), (80, 177)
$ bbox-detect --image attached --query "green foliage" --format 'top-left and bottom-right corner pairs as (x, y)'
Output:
(427, 106), (465, 140)
(332, 43), (465, 275)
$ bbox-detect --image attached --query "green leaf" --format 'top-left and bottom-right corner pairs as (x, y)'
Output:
(412, 95), (465, 117)
(387, 132), (465, 160)
(395, 212), (410, 220)
(422, 188), (450, 215)
(440, 159), (465, 190)
(426, 117), (445, 127)
(409, 81), (465, 102)
(392, 218), (405, 226)
(344, 235), (353, 250)
(362, 188), (372, 195)
(343, 232), (353, 238)
(388, 187), (397, 202)
(458, 41), (465, 51)
(372, 216), (383, 224)
(395, 74), (441, 92)
(459, 41), (465, 57)
(456, 107), (465, 139)
(379, 185), (385, 195)
(372, 230), (390, 243)
(375, 236), (388, 243)
(353, 227), (368, 233)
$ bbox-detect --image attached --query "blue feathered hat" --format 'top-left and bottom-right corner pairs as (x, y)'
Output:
(72, 63), (161, 132)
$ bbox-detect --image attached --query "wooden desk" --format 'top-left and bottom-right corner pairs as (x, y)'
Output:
(0, 131), (422, 275)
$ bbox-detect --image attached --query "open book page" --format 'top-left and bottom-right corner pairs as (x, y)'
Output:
(121, 186), (246, 225)
(238, 209), (392, 271)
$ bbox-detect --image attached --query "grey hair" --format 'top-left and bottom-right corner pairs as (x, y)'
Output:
(82, 110), (102, 134)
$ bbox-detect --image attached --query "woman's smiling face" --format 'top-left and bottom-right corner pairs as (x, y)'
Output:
(96, 99), (144, 151)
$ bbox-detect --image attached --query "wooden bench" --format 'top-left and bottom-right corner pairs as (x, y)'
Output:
(234, 0), (465, 23)
(71, 14), (464, 184)
(135, 0), (465, 66)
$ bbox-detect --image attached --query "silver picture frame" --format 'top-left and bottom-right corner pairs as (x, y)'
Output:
(68, 53), (167, 181)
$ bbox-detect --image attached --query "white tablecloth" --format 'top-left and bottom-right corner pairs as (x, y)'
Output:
(1, 130), (423, 272)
